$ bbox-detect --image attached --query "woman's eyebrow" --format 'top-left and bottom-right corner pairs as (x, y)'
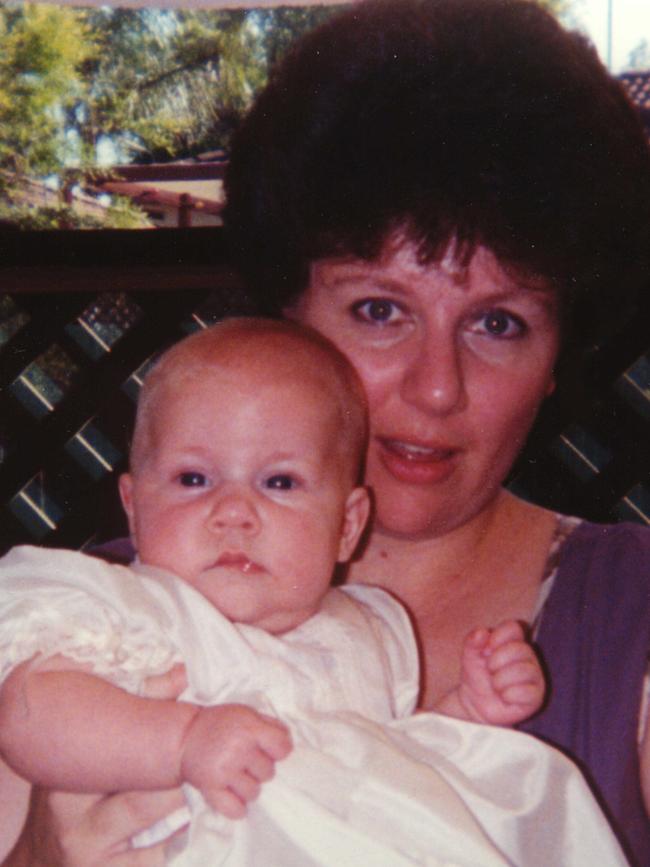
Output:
(321, 263), (559, 309)
(473, 287), (560, 316)
(324, 271), (412, 295)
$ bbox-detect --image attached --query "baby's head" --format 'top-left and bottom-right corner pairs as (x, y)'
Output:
(119, 318), (370, 634)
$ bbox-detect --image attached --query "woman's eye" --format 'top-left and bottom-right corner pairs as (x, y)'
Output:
(472, 309), (526, 339)
(351, 298), (403, 325)
(265, 474), (298, 491)
(178, 472), (207, 487)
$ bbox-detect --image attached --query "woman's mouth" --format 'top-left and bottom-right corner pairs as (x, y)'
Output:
(376, 437), (459, 485)
(214, 552), (265, 575)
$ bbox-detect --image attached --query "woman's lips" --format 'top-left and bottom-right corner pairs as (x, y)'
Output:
(376, 437), (459, 485)
(214, 552), (265, 575)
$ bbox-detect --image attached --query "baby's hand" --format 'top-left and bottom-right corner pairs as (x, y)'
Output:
(457, 620), (545, 726)
(180, 704), (292, 819)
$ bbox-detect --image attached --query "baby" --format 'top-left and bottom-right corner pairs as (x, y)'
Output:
(0, 319), (615, 866)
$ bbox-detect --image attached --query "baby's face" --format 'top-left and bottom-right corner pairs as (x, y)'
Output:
(120, 362), (368, 634)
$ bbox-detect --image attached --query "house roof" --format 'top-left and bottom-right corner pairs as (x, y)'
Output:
(91, 159), (226, 225)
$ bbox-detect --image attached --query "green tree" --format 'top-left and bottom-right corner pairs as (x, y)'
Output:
(0, 1), (572, 230)
(71, 7), (265, 163)
(0, 4), (93, 176)
(0, 4), (331, 227)
(255, 5), (340, 71)
(0, 3), (149, 227)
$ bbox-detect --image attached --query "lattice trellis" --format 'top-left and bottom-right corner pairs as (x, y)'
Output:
(1, 227), (649, 556)
(0, 226), (259, 554)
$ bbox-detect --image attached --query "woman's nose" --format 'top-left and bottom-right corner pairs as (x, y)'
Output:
(207, 489), (261, 534)
(399, 332), (466, 415)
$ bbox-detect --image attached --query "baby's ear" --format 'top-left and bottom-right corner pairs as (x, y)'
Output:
(118, 473), (137, 542)
(338, 487), (371, 562)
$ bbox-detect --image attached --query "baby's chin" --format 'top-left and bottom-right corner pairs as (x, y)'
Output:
(208, 591), (319, 635)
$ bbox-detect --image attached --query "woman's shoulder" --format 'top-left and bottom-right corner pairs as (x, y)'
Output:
(548, 517), (650, 623)
(560, 517), (650, 572)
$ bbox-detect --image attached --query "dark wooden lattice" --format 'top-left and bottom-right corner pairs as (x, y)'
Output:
(0, 227), (256, 554)
(1, 226), (649, 556)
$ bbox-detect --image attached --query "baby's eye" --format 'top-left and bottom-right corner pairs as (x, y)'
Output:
(470, 309), (526, 339)
(351, 298), (405, 325)
(178, 472), (207, 487)
(264, 474), (298, 491)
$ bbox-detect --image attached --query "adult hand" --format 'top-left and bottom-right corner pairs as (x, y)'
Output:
(2, 665), (189, 867)
(3, 787), (186, 867)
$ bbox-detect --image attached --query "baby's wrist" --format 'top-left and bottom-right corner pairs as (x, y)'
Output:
(175, 702), (203, 785)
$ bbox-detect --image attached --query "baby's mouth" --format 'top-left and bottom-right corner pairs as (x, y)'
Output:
(214, 552), (265, 575)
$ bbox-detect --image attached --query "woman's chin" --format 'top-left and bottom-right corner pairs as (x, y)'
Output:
(370, 478), (505, 542)
(373, 504), (457, 541)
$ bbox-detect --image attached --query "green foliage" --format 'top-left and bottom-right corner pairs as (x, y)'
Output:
(0, 1), (570, 230)
(0, 3), (94, 175)
(254, 5), (340, 71)
(0, 3), (332, 227)
(0, 196), (149, 229)
(75, 7), (261, 161)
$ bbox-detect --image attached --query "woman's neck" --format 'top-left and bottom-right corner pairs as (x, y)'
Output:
(347, 490), (557, 621)
(349, 491), (506, 591)
(347, 489), (559, 708)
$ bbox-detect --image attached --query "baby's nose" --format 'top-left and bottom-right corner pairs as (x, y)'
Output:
(207, 490), (260, 533)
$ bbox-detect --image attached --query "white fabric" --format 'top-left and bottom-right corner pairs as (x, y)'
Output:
(0, 545), (629, 866)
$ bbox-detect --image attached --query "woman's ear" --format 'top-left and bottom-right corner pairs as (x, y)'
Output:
(338, 487), (371, 562)
(118, 473), (137, 545)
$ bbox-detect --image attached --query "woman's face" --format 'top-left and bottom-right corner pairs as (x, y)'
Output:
(290, 238), (560, 540)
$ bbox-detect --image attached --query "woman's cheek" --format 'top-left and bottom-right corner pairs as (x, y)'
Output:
(343, 347), (405, 403)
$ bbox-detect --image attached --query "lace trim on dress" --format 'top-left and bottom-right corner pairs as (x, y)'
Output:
(530, 514), (582, 632)
(0, 608), (180, 694)
(0, 588), (181, 694)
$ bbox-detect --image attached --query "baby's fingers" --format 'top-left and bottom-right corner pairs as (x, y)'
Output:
(256, 715), (293, 760)
(490, 655), (542, 687)
(205, 770), (264, 820)
(464, 627), (491, 652)
(207, 787), (248, 820)
(246, 750), (277, 784)
(485, 620), (526, 653)
(498, 681), (545, 707)
(486, 638), (536, 673)
(230, 769), (262, 805)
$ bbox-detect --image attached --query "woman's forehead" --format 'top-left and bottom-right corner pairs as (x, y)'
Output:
(309, 235), (559, 300)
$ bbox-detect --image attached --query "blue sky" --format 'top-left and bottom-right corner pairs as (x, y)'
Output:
(570, 0), (650, 71)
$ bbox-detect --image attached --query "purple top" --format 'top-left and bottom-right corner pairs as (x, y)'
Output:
(518, 520), (650, 867)
(92, 520), (650, 864)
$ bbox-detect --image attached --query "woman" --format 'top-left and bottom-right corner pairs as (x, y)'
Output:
(4, 0), (650, 864)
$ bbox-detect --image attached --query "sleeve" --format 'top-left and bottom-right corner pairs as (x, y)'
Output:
(339, 585), (420, 718)
(0, 545), (181, 694)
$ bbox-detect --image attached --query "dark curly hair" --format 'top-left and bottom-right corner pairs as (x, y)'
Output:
(225, 0), (650, 361)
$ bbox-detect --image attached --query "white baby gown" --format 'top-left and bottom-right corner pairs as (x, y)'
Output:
(0, 546), (628, 867)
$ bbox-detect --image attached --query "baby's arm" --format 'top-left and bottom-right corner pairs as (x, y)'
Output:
(435, 620), (545, 726)
(0, 657), (292, 819)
